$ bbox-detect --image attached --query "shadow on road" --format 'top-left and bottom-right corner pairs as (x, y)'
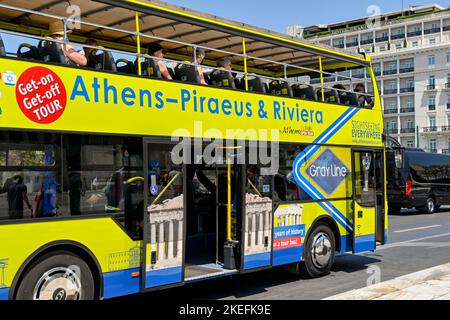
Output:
(114, 255), (381, 301)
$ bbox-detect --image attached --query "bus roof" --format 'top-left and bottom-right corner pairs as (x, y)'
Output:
(0, 0), (369, 76)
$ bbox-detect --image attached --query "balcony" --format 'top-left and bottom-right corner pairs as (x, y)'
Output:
(444, 83), (450, 89)
(428, 104), (436, 111)
(387, 128), (399, 134)
(384, 108), (398, 114)
(424, 27), (441, 34)
(429, 148), (438, 153)
(444, 26), (450, 32)
(374, 70), (381, 76)
(333, 43), (345, 49)
(384, 88), (398, 95)
(407, 30), (422, 37)
(383, 69), (397, 75)
(400, 128), (415, 134)
(426, 84), (436, 91)
(375, 36), (389, 42)
(422, 126), (438, 132)
(360, 39), (373, 45)
(399, 67), (414, 73)
(346, 41), (359, 47)
(391, 33), (405, 40)
(352, 73), (365, 79)
(443, 149), (450, 154)
(400, 107), (415, 113)
(441, 126), (450, 132)
(400, 87), (414, 93)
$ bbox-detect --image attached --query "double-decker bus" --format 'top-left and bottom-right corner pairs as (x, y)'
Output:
(0, 0), (386, 300)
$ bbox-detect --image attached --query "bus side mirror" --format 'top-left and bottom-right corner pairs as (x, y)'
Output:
(394, 148), (405, 169)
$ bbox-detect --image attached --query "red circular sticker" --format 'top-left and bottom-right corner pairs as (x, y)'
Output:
(15, 66), (67, 124)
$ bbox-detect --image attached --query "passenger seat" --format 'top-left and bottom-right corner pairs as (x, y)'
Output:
(116, 58), (136, 75)
(38, 39), (66, 64)
(209, 69), (236, 89)
(244, 77), (267, 93)
(135, 57), (161, 78)
(338, 91), (359, 107)
(0, 34), (6, 56)
(174, 62), (201, 84)
(292, 84), (317, 101)
(87, 49), (117, 72)
(17, 43), (40, 60)
(269, 80), (293, 97)
(317, 88), (340, 104)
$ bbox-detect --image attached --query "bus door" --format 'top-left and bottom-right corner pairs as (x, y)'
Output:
(142, 139), (185, 290)
(374, 151), (386, 244)
(352, 150), (377, 253)
(241, 155), (274, 271)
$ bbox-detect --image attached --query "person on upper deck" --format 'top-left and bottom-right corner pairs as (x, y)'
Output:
(147, 42), (173, 80)
(47, 20), (87, 66)
(212, 56), (239, 87)
(193, 48), (208, 85)
(354, 83), (375, 108)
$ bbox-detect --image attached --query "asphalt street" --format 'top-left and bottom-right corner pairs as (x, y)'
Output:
(118, 207), (450, 300)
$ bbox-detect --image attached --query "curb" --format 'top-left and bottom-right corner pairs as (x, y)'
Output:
(324, 263), (450, 300)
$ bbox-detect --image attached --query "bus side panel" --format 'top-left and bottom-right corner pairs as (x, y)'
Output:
(0, 218), (141, 300)
(272, 199), (351, 266)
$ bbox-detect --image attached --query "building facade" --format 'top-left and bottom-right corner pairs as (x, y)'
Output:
(289, 4), (450, 153)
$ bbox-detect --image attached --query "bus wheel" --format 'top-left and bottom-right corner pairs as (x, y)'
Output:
(15, 251), (95, 300)
(299, 223), (335, 278)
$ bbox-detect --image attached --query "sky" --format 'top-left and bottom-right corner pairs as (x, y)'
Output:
(162, 0), (450, 33)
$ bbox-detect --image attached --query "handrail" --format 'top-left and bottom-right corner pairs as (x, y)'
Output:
(0, 2), (375, 100)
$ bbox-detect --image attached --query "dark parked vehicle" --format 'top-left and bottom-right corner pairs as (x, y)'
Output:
(386, 146), (450, 214)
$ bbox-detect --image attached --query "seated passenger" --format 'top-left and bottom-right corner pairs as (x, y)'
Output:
(355, 83), (375, 108)
(213, 57), (239, 87)
(82, 38), (98, 59)
(147, 42), (172, 80)
(193, 48), (208, 85)
(48, 20), (87, 66)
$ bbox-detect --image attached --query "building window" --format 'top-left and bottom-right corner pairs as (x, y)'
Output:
(406, 79), (414, 88)
(429, 139), (437, 152)
(447, 73), (450, 84)
(406, 98), (414, 108)
(447, 115), (450, 126)
(407, 120), (414, 129)
(447, 94), (450, 108)
(429, 75), (436, 88)
(448, 138), (450, 150)
(429, 116), (436, 127)
(447, 53), (450, 63)
(414, 26), (421, 32)
(428, 55), (436, 65)
(428, 95), (436, 107)
(407, 141), (414, 148)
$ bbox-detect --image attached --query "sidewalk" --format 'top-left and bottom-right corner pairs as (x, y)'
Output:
(324, 263), (450, 300)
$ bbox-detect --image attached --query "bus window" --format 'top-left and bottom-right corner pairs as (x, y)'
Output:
(61, 134), (144, 238)
(274, 144), (311, 202)
(0, 131), (61, 221)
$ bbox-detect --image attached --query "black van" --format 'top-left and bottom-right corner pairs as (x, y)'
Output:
(386, 147), (450, 214)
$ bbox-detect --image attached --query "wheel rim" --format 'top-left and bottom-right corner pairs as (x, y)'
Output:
(311, 232), (332, 269)
(33, 267), (82, 300)
(427, 199), (435, 213)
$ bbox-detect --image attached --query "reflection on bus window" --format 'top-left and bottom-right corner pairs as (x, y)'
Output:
(354, 152), (376, 207)
(274, 144), (311, 202)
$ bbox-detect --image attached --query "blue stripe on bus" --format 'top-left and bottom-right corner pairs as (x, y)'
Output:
(272, 246), (303, 266)
(145, 266), (182, 288)
(292, 108), (360, 232)
(0, 287), (9, 300)
(103, 267), (140, 299)
(354, 234), (376, 253)
(243, 252), (271, 270)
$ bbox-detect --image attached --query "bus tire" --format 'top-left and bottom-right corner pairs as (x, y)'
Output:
(15, 251), (95, 300)
(299, 223), (335, 278)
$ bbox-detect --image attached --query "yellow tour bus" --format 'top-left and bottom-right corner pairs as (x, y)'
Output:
(0, 0), (387, 300)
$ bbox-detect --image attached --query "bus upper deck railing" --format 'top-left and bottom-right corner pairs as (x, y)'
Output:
(0, 3), (376, 106)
